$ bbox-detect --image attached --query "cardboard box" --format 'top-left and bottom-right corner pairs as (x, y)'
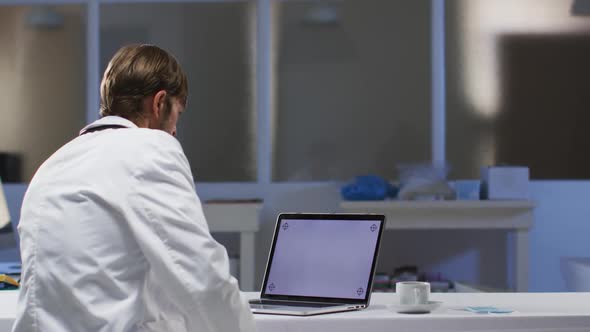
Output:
(481, 166), (529, 200)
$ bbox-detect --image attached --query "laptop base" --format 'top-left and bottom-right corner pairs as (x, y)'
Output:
(250, 301), (362, 316)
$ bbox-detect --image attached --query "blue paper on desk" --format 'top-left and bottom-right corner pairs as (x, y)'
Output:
(464, 306), (513, 314)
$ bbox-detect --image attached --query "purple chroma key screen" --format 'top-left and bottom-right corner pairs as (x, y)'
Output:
(265, 218), (381, 299)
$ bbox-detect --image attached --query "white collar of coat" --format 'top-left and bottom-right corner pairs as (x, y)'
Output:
(79, 116), (138, 136)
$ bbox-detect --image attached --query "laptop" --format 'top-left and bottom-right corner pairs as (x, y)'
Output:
(249, 213), (385, 316)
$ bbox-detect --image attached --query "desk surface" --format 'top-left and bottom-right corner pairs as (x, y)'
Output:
(0, 291), (589, 331)
(249, 292), (590, 332)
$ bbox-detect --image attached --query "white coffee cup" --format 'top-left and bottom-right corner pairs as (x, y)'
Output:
(396, 281), (430, 305)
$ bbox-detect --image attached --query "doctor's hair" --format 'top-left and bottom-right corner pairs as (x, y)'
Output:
(99, 44), (188, 122)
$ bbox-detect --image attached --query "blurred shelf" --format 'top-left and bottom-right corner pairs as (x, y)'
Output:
(341, 200), (535, 210)
(340, 199), (535, 291)
(339, 200), (535, 230)
(203, 202), (262, 233)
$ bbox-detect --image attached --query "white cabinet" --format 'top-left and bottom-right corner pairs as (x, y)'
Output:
(203, 203), (261, 291)
(340, 200), (535, 291)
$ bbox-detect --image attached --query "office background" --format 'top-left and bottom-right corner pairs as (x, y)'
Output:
(1, 0), (590, 292)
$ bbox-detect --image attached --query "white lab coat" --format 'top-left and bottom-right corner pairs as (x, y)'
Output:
(12, 116), (256, 332)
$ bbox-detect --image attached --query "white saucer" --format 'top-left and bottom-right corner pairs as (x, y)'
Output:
(391, 301), (442, 314)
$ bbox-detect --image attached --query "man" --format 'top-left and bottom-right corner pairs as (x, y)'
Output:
(12, 45), (256, 332)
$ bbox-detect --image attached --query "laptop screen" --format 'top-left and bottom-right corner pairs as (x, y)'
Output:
(261, 214), (384, 302)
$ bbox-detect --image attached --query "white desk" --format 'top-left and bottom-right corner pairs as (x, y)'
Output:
(340, 200), (535, 291)
(202, 203), (261, 291)
(0, 291), (589, 331)
(251, 292), (590, 332)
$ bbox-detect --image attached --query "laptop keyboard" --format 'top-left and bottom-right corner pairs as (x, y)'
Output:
(249, 299), (340, 308)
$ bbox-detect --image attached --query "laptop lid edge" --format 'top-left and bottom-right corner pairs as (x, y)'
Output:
(259, 213), (386, 305)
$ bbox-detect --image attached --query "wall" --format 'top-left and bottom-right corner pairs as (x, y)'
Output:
(528, 181), (590, 291)
(446, 0), (590, 179)
(274, 0), (432, 181)
(0, 183), (25, 261)
(100, 3), (257, 182)
(0, 6), (85, 181)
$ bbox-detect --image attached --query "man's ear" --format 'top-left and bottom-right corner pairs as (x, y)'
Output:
(151, 90), (168, 120)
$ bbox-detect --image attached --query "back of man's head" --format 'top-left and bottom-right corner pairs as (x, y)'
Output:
(100, 44), (188, 123)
